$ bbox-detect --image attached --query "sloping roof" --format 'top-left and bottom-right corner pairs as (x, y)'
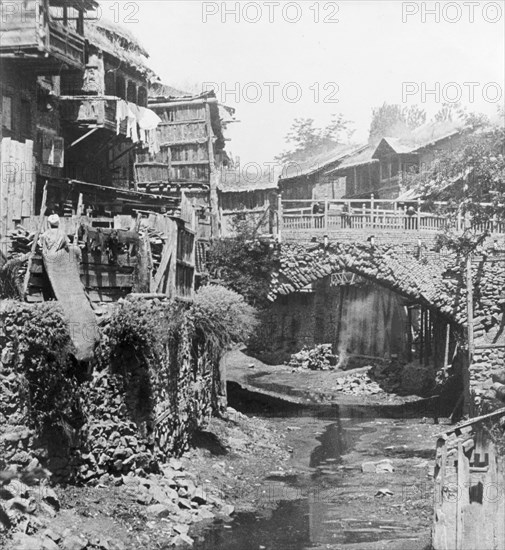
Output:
(327, 144), (378, 173)
(374, 120), (465, 158)
(85, 20), (153, 76)
(148, 82), (192, 100)
(280, 143), (361, 181)
(218, 170), (278, 193)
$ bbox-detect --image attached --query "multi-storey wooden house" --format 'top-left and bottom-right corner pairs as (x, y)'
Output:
(1, 4), (197, 319)
(278, 121), (466, 204)
(134, 86), (236, 239)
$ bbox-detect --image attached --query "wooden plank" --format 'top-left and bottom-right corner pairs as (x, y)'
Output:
(80, 251), (138, 267)
(23, 182), (47, 299)
(80, 265), (135, 275)
(21, 140), (35, 217)
(0, 139), (9, 241)
(86, 288), (130, 302)
(80, 272), (134, 288)
(13, 140), (24, 222)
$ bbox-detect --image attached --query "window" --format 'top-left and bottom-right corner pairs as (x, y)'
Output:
(49, 6), (84, 34)
(104, 72), (115, 96)
(138, 86), (148, 107)
(2, 95), (12, 131)
(127, 81), (137, 103)
(115, 75), (126, 100)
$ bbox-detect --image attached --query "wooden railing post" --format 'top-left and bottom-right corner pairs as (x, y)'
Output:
(324, 199), (328, 230)
(370, 194), (375, 228)
(417, 197), (422, 230)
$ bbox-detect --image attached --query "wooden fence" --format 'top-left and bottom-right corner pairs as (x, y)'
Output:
(281, 198), (505, 235)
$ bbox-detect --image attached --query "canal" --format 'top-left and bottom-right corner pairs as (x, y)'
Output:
(191, 395), (439, 550)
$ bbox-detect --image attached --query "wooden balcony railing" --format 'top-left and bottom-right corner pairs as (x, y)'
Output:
(60, 96), (119, 130)
(280, 198), (505, 236)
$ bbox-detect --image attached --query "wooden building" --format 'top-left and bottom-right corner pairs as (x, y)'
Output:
(433, 408), (505, 550)
(331, 121), (466, 200)
(135, 87), (236, 239)
(217, 169), (278, 237)
(278, 121), (467, 205)
(1, 4), (198, 310)
(279, 144), (357, 203)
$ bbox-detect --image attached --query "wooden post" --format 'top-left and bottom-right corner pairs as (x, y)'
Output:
(370, 194), (375, 229)
(23, 181), (48, 299)
(466, 252), (474, 393)
(417, 197), (422, 230)
(324, 199), (328, 230)
(444, 322), (451, 369)
(74, 192), (83, 242)
(277, 191), (283, 242)
(205, 103), (220, 238)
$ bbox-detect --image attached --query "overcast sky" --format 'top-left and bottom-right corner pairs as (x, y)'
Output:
(99, 1), (504, 167)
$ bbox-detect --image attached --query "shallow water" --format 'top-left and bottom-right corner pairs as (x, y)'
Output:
(192, 412), (416, 550)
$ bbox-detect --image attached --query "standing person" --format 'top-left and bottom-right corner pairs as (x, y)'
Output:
(39, 214), (69, 255)
(341, 202), (354, 228)
(405, 205), (417, 230)
(312, 202), (325, 228)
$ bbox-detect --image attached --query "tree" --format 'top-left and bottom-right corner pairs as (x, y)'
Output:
(434, 102), (464, 123)
(275, 114), (354, 164)
(368, 103), (426, 144)
(206, 216), (278, 308)
(403, 115), (505, 252)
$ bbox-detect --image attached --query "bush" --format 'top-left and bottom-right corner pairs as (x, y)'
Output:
(190, 285), (258, 350)
(206, 220), (278, 308)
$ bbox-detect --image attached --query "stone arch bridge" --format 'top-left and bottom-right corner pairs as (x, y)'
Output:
(266, 233), (505, 412)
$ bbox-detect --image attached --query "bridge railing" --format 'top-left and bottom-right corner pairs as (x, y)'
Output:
(280, 198), (505, 235)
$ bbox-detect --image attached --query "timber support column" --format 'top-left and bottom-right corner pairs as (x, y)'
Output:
(205, 103), (221, 238)
(277, 189), (283, 243)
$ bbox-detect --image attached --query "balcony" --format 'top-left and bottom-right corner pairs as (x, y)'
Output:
(0, 0), (93, 71)
(60, 96), (118, 131)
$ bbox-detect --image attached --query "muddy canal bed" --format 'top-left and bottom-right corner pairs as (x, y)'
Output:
(191, 404), (443, 550)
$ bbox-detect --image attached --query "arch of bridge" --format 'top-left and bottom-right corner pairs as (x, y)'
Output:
(270, 240), (505, 409)
(271, 241), (469, 327)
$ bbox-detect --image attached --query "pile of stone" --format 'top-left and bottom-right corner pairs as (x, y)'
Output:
(0, 464), (61, 549)
(334, 369), (384, 396)
(2, 458), (233, 550)
(287, 344), (338, 370)
(120, 458), (234, 546)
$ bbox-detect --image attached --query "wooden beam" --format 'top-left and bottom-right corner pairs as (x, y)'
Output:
(23, 182), (47, 299)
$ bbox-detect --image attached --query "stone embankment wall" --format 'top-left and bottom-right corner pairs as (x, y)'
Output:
(269, 241), (505, 412)
(0, 298), (221, 483)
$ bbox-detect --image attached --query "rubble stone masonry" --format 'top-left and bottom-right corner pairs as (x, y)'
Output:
(269, 240), (505, 412)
